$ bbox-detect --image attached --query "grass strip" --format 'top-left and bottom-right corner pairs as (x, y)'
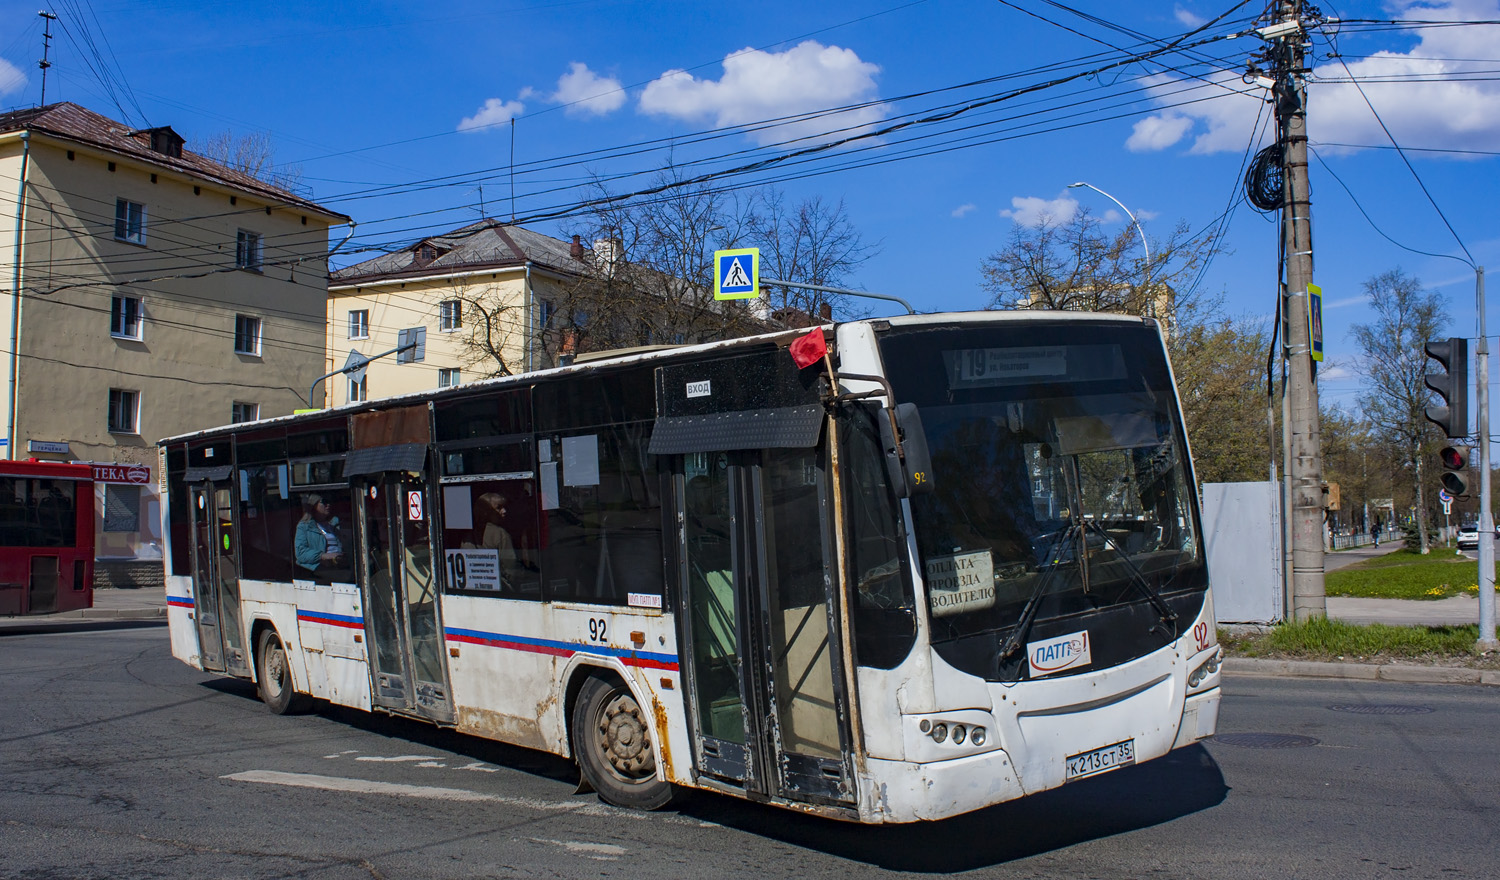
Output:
(1220, 617), (1496, 667)
(1326, 548), (1482, 599)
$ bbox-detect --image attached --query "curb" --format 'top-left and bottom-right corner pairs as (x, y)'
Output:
(1225, 657), (1500, 686)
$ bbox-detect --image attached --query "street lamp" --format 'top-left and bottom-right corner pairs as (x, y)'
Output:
(1067, 181), (1152, 316)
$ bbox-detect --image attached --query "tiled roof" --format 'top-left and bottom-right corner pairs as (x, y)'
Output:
(330, 219), (589, 286)
(0, 102), (348, 221)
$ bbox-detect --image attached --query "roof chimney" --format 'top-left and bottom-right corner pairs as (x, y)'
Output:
(570, 235), (585, 260)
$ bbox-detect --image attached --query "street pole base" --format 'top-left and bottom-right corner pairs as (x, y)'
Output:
(1475, 639), (1499, 655)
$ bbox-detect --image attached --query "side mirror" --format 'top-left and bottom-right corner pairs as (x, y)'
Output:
(877, 402), (935, 499)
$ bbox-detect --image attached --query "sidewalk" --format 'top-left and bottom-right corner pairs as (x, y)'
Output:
(0, 585), (167, 631)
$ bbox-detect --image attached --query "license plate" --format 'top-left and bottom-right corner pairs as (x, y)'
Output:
(1066, 739), (1135, 781)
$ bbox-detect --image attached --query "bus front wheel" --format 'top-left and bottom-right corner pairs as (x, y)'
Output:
(572, 676), (673, 810)
(256, 628), (311, 715)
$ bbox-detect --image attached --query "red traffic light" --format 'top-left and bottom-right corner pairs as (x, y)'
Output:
(1440, 446), (1467, 469)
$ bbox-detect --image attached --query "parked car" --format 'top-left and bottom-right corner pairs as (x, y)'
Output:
(1457, 526), (1480, 550)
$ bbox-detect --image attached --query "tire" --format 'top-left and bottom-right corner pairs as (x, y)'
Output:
(572, 676), (674, 810)
(257, 628), (312, 715)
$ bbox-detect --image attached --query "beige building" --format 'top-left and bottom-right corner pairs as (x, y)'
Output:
(326, 220), (588, 404)
(0, 102), (348, 581)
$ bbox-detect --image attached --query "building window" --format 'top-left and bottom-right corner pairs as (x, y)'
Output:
(234, 315), (262, 355)
(231, 402), (259, 423)
(107, 389), (139, 434)
(538, 298), (554, 328)
(440, 300), (462, 331)
(103, 484), (142, 533)
(438, 368), (460, 388)
(349, 375), (368, 403)
(114, 199), (146, 244)
(110, 295), (142, 339)
(236, 229), (263, 270)
(348, 309), (369, 340)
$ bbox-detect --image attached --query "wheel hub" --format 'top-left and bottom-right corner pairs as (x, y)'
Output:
(598, 694), (655, 779)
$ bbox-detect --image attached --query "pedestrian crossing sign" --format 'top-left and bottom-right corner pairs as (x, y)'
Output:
(714, 248), (759, 300)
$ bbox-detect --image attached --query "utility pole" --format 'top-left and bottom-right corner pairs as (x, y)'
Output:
(39, 12), (57, 106)
(1476, 267), (1497, 650)
(1275, 0), (1326, 619)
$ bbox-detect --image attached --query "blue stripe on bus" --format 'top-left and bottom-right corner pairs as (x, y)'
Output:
(444, 626), (679, 670)
(296, 610), (365, 629)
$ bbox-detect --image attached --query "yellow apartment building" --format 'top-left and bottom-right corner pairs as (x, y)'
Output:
(326, 220), (588, 404)
(0, 102), (348, 585)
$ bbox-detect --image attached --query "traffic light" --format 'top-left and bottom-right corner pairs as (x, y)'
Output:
(1423, 337), (1469, 439)
(1439, 444), (1470, 496)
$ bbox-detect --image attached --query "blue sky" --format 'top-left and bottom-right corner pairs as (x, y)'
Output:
(3, 0), (1499, 411)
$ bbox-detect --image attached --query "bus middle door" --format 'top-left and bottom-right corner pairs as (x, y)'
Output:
(354, 471), (454, 724)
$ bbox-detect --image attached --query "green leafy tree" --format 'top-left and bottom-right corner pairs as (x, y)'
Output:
(1350, 268), (1448, 554)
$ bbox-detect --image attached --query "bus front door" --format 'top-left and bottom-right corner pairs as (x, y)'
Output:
(679, 448), (854, 805)
(188, 483), (248, 675)
(355, 474), (454, 723)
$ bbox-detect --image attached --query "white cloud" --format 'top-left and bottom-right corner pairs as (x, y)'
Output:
(1319, 364), (1355, 382)
(639, 40), (887, 146)
(1324, 295), (1368, 309)
(1127, 112), (1193, 151)
(551, 62), (625, 117)
(457, 98), (525, 133)
(1135, 209), (1160, 221)
(1134, 1), (1500, 154)
(952, 203), (977, 218)
(1174, 5), (1206, 28)
(1000, 196), (1078, 227)
(0, 58), (26, 96)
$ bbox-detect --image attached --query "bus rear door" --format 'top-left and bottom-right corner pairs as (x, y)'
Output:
(187, 477), (249, 675)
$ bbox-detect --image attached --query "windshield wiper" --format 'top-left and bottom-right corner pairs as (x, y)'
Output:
(1082, 520), (1179, 640)
(997, 520), (1080, 663)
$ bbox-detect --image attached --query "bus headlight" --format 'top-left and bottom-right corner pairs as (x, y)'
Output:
(1188, 649), (1222, 689)
(931, 723), (948, 743)
(970, 727), (986, 747)
(952, 724), (967, 744)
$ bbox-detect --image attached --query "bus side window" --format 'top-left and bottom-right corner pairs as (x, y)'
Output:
(291, 488), (355, 586)
(845, 403), (917, 669)
(541, 422), (663, 607)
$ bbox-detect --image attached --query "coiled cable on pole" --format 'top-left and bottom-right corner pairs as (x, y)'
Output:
(1245, 142), (1284, 212)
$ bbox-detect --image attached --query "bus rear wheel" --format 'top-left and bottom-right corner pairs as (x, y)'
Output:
(572, 676), (673, 810)
(257, 628), (311, 715)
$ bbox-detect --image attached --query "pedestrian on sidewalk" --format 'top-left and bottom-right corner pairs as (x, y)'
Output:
(1371, 517), (1381, 548)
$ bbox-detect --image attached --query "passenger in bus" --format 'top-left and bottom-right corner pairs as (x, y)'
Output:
(466, 492), (519, 585)
(295, 494), (345, 576)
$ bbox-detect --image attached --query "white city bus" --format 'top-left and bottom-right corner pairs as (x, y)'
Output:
(159, 310), (1220, 823)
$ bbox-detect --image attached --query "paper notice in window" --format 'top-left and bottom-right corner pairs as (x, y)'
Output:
(442, 485), (473, 531)
(540, 461), (559, 510)
(562, 434), (599, 487)
(925, 550), (996, 617)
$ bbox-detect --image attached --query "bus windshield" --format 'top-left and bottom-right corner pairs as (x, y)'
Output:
(878, 320), (1205, 679)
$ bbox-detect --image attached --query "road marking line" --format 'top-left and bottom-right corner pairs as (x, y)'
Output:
(354, 754), (442, 763)
(529, 838), (626, 861)
(223, 770), (584, 811)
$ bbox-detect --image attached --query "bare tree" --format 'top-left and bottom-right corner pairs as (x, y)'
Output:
(449, 280), (529, 379)
(981, 209), (1219, 326)
(543, 166), (875, 361)
(1351, 268), (1448, 554)
(750, 191), (878, 321)
(192, 130), (305, 191)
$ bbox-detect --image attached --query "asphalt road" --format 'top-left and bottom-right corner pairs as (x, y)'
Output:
(2, 625), (1496, 879)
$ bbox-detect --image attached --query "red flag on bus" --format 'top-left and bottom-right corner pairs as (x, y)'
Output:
(789, 329), (828, 369)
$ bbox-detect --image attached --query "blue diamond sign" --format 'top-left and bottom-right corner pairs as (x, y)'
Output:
(714, 248), (759, 300)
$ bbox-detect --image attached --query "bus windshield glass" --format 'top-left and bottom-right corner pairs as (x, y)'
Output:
(878, 320), (1204, 675)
